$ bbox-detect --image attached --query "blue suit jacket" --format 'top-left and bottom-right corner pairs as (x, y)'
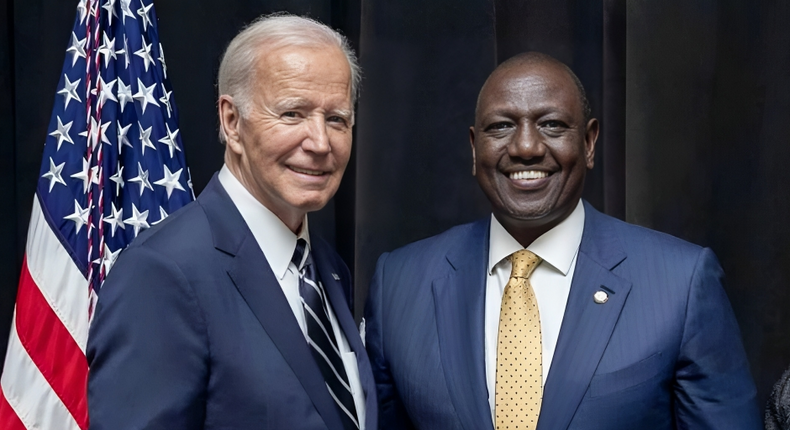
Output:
(365, 201), (760, 430)
(87, 175), (377, 430)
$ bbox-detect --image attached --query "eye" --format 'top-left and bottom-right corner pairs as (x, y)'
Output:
(327, 115), (348, 125)
(282, 111), (299, 118)
(540, 119), (569, 130)
(484, 121), (513, 132)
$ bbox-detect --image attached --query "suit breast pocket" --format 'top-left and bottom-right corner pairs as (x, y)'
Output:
(589, 352), (670, 398)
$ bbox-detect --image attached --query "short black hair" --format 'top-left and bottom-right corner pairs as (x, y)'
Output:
(477, 51), (592, 124)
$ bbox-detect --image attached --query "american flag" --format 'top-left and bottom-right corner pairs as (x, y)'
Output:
(0, 0), (193, 428)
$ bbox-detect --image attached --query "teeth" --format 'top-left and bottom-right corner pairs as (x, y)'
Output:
(291, 167), (324, 176)
(510, 170), (548, 180)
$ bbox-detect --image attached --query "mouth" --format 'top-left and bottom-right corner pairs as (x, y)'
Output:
(508, 170), (550, 180)
(505, 169), (554, 190)
(289, 166), (328, 176)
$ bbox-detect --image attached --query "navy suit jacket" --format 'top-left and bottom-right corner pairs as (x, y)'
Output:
(365, 201), (760, 430)
(87, 175), (377, 430)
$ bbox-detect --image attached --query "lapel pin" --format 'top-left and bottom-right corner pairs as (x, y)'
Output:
(331, 273), (340, 281)
(593, 290), (609, 304)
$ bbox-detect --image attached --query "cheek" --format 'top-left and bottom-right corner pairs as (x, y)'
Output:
(330, 134), (353, 164)
(474, 143), (501, 169)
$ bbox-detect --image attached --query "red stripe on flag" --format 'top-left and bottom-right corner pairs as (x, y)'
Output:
(0, 390), (28, 430)
(15, 257), (89, 430)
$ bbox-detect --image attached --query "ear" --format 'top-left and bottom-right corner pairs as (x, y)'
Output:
(218, 95), (243, 154)
(583, 118), (599, 169)
(469, 126), (477, 176)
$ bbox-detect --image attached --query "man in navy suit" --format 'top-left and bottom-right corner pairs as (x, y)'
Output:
(87, 14), (375, 430)
(365, 52), (761, 429)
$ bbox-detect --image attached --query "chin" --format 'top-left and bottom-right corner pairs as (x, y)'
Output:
(500, 201), (563, 223)
(293, 197), (333, 214)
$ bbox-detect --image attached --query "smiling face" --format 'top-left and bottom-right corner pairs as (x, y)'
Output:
(219, 44), (353, 232)
(470, 59), (598, 245)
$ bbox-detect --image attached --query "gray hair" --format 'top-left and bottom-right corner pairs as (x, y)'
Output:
(217, 13), (361, 142)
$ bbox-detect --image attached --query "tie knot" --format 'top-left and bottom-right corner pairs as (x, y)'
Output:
(509, 249), (541, 279)
(292, 238), (309, 270)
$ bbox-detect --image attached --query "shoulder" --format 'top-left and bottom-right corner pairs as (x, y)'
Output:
(109, 199), (218, 283)
(585, 202), (705, 258)
(382, 219), (487, 266)
(128, 200), (213, 254)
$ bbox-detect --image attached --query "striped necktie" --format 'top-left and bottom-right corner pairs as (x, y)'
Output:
(292, 238), (359, 430)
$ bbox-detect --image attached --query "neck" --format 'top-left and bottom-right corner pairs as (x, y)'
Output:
(494, 203), (579, 248)
(223, 157), (305, 234)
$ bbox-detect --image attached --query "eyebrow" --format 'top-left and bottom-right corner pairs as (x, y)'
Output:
(276, 97), (309, 111)
(276, 98), (352, 119)
(333, 108), (353, 119)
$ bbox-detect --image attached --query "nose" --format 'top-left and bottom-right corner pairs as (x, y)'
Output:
(508, 122), (546, 160)
(302, 115), (331, 155)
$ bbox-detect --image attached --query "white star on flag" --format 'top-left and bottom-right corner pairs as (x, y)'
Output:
(133, 77), (159, 113)
(98, 33), (124, 68)
(117, 77), (133, 113)
(64, 199), (90, 234)
(120, 0), (136, 24)
(117, 121), (132, 154)
(42, 158), (67, 192)
(93, 75), (118, 106)
(79, 117), (111, 149)
(57, 75), (81, 109)
(154, 165), (185, 198)
(134, 36), (155, 72)
(70, 157), (91, 194)
(109, 163), (125, 196)
(137, 2), (154, 32)
(123, 203), (150, 236)
(49, 116), (75, 150)
(159, 84), (173, 118)
(138, 122), (156, 154)
(76, 0), (88, 24)
(158, 43), (168, 78)
(129, 162), (153, 196)
(102, 0), (118, 25)
(100, 243), (123, 275)
(103, 202), (125, 237)
(66, 32), (87, 67)
(188, 167), (195, 198)
(152, 206), (169, 225)
(158, 123), (180, 158)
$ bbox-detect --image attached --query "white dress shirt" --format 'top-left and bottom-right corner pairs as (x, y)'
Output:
(484, 200), (585, 421)
(218, 166), (366, 429)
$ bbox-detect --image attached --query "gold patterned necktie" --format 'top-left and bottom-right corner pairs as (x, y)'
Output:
(496, 249), (543, 430)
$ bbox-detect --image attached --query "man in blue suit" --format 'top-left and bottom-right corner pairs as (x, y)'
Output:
(365, 52), (761, 429)
(87, 15), (375, 430)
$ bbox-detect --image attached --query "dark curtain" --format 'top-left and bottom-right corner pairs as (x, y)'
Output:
(626, 0), (790, 407)
(2, 0), (789, 409)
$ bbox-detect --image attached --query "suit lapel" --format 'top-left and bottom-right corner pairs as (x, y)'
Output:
(537, 203), (631, 430)
(432, 219), (494, 430)
(199, 176), (345, 430)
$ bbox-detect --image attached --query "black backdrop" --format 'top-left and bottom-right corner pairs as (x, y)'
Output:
(2, 0), (789, 409)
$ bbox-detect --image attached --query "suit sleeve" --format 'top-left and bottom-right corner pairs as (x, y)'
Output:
(87, 245), (208, 430)
(673, 248), (762, 429)
(365, 252), (417, 430)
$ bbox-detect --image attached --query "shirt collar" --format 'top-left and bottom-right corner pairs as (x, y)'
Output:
(488, 199), (585, 276)
(218, 165), (310, 280)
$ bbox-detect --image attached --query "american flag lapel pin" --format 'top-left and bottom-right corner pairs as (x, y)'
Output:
(331, 273), (340, 281)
